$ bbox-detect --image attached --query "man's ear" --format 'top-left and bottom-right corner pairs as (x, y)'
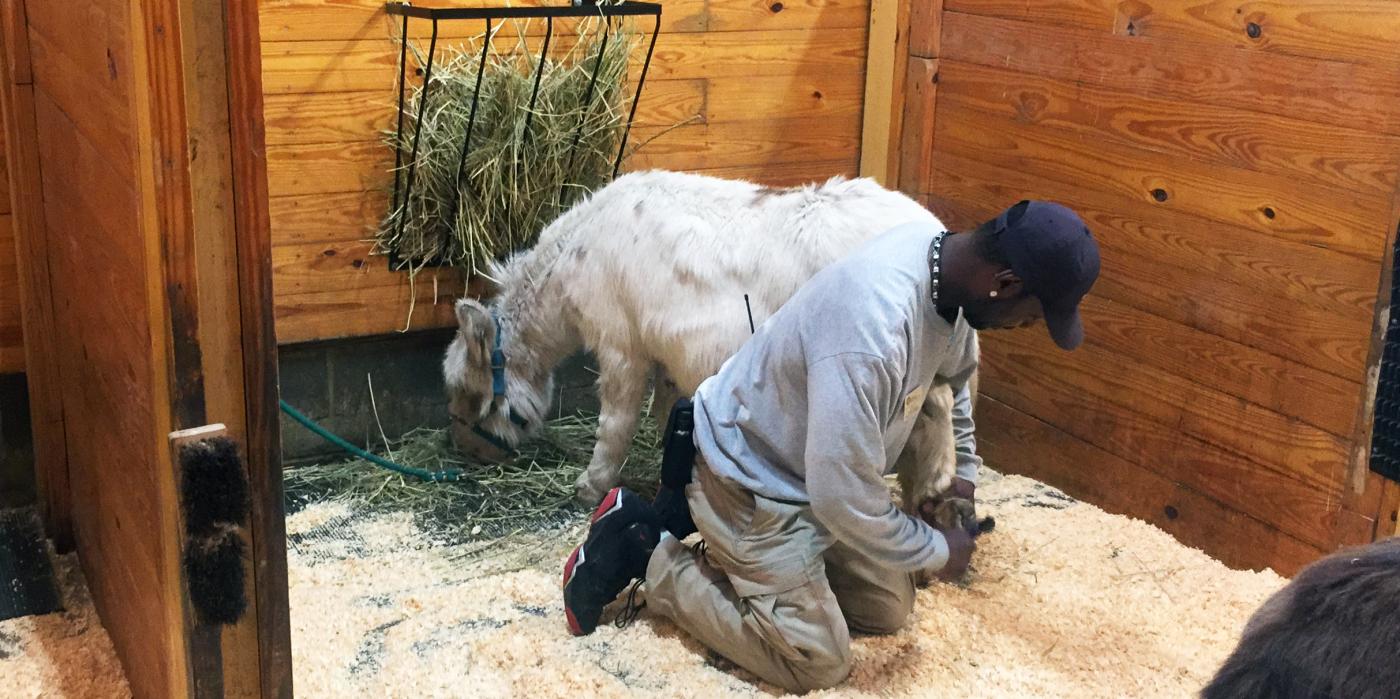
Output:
(993, 269), (1024, 298)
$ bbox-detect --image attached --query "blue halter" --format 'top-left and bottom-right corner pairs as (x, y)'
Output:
(469, 310), (531, 455)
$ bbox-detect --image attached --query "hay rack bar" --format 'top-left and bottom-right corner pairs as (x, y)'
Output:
(384, 1), (663, 269)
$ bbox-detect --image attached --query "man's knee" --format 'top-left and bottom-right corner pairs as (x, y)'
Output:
(843, 585), (914, 635)
(786, 643), (854, 692)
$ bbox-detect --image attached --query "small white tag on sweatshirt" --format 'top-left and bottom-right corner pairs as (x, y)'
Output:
(903, 385), (928, 421)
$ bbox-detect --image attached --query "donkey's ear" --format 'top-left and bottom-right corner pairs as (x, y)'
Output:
(455, 298), (492, 344)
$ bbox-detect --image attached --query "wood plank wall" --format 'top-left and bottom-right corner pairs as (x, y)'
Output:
(258, 0), (872, 343)
(0, 109), (19, 373)
(895, 0), (1400, 575)
(11, 1), (193, 695)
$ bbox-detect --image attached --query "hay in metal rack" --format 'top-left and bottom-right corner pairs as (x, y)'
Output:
(378, 1), (663, 274)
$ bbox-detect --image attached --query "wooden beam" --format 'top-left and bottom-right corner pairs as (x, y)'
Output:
(858, 0), (909, 184)
(259, 29), (868, 94)
(895, 55), (936, 195)
(0, 0), (71, 550)
(934, 59), (1400, 198)
(942, 0), (1400, 66)
(257, 0), (870, 40)
(224, 0), (295, 694)
(941, 11), (1400, 136)
(907, 0), (942, 58)
(129, 0), (200, 692)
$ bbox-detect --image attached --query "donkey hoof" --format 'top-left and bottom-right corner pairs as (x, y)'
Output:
(574, 477), (607, 507)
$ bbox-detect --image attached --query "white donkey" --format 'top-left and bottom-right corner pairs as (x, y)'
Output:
(443, 169), (976, 508)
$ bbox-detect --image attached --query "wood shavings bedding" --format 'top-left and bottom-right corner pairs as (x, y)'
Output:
(0, 553), (132, 699)
(284, 470), (1287, 698)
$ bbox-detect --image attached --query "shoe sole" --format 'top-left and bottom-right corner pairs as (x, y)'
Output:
(562, 544), (585, 635)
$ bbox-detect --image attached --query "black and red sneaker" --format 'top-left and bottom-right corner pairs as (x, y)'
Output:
(562, 487), (660, 636)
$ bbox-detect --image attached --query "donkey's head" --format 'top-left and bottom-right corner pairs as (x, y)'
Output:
(442, 297), (543, 463)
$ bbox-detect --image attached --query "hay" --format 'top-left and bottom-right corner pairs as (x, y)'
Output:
(283, 408), (663, 540)
(377, 16), (638, 275)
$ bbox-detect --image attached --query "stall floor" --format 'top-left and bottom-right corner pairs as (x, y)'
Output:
(283, 469), (1285, 698)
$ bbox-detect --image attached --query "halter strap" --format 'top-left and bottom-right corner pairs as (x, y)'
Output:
(471, 308), (530, 454)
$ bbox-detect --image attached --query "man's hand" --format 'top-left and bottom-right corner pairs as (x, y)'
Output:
(911, 477), (992, 582)
(933, 519), (975, 582)
(917, 477), (981, 537)
(947, 476), (975, 501)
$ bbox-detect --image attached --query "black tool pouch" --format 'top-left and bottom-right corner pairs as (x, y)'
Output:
(660, 397), (695, 489)
(654, 396), (698, 539)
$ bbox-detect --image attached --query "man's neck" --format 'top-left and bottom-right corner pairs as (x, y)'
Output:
(933, 232), (969, 322)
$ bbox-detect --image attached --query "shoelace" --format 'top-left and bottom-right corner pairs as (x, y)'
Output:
(614, 579), (646, 628)
(613, 539), (708, 630)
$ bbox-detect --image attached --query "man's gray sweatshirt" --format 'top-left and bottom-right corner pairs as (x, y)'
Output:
(692, 223), (981, 573)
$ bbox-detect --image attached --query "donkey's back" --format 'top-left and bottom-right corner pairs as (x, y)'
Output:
(548, 169), (940, 391)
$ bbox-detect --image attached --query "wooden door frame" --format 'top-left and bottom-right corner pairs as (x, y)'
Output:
(859, 0), (942, 197)
(223, 0), (294, 695)
(140, 0), (293, 695)
(0, 0), (72, 553)
(0, 0), (291, 695)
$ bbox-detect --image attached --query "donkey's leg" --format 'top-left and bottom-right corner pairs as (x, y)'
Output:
(895, 383), (957, 516)
(651, 368), (682, 421)
(574, 347), (651, 505)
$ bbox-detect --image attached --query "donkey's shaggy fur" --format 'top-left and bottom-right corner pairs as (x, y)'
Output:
(443, 170), (968, 505)
(1202, 537), (1400, 699)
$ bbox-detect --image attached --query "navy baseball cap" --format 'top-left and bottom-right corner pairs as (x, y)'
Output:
(995, 200), (1100, 350)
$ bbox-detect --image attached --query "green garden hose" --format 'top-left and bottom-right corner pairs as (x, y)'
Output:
(279, 399), (464, 482)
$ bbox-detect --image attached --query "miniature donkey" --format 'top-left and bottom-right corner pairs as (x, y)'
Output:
(442, 169), (978, 518)
(1201, 536), (1400, 699)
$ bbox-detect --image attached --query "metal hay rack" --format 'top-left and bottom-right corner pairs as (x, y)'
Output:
(383, 0), (663, 269)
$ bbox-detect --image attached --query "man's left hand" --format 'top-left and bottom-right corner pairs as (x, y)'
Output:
(918, 477), (986, 539)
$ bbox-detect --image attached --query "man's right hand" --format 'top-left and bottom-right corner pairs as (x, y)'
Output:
(935, 522), (975, 581)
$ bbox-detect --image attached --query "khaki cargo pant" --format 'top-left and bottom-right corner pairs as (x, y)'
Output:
(645, 459), (918, 692)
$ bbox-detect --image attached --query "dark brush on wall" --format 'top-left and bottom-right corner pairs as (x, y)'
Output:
(177, 436), (251, 626)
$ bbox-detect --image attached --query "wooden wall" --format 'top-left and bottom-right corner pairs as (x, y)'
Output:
(3, 1), (293, 696)
(890, 0), (1400, 574)
(5, 1), (193, 695)
(0, 114), (19, 373)
(258, 0), (871, 343)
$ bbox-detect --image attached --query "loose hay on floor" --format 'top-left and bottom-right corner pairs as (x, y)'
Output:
(284, 410), (663, 541)
(285, 470), (1287, 698)
(0, 554), (132, 699)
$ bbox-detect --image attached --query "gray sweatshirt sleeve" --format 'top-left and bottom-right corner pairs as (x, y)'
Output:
(944, 332), (982, 484)
(803, 353), (951, 572)
(950, 382), (981, 483)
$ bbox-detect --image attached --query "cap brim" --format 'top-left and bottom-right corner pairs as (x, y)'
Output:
(1045, 306), (1084, 351)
